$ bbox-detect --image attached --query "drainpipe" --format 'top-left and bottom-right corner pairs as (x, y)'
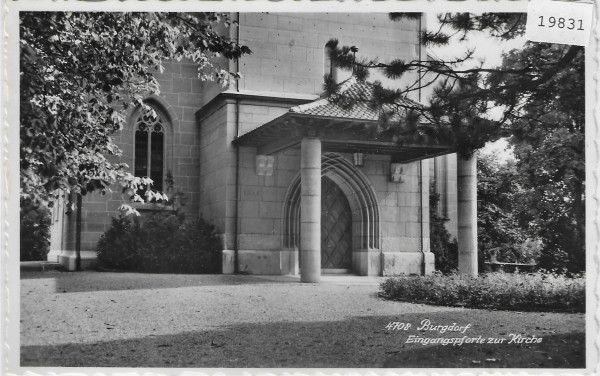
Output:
(418, 14), (425, 274)
(419, 160), (424, 275)
(418, 14), (423, 103)
(234, 100), (240, 274)
(75, 192), (82, 271)
(233, 12), (241, 274)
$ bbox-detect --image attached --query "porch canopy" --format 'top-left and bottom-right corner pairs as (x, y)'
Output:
(233, 78), (455, 162)
(232, 78), (477, 284)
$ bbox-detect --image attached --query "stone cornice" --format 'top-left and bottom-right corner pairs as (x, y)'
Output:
(194, 90), (318, 123)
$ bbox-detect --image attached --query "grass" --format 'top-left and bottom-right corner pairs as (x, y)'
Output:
(380, 271), (585, 312)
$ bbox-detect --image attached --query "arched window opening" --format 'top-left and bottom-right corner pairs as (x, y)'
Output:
(134, 106), (165, 193)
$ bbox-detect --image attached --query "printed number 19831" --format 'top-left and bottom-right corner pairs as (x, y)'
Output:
(538, 16), (584, 30)
(526, 0), (593, 47)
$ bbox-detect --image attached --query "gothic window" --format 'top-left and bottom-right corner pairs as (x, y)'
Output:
(134, 106), (165, 192)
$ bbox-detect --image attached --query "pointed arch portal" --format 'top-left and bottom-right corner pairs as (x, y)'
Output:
(283, 152), (380, 277)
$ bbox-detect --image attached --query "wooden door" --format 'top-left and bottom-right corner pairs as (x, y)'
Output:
(321, 177), (353, 271)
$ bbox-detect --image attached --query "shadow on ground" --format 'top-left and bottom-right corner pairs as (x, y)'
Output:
(21, 314), (585, 368)
(21, 269), (277, 293)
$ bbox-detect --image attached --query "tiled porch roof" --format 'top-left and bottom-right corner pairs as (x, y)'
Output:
(289, 77), (428, 123)
(233, 77), (454, 162)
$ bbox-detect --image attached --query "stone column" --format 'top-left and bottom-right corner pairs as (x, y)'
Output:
(419, 159), (435, 275)
(300, 137), (321, 283)
(457, 152), (478, 275)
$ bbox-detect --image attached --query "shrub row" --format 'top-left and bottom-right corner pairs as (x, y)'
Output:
(96, 213), (221, 274)
(380, 271), (585, 312)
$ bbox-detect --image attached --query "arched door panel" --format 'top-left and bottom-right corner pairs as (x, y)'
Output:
(321, 177), (352, 271)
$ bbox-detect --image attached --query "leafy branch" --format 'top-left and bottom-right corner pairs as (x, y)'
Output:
(324, 13), (583, 156)
(20, 12), (252, 209)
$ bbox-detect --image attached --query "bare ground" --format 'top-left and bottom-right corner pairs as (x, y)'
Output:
(20, 268), (585, 368)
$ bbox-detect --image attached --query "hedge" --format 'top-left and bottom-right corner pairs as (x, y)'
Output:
(96, 212), (221, 274)
(380, 271), (585, 312)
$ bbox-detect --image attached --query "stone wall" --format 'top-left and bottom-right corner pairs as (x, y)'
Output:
(375, 158), (429, 254)
(197, 102), (232, 243)
(235, 146), (300, 274)
(238, 13), (421, 100)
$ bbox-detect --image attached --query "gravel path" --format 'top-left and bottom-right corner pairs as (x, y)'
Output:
(20, 269), (585, 368)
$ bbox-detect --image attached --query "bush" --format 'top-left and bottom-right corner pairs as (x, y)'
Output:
(20, 201), (52, 261)
(96, 212), (222, 274)
(430, 193), (458, 273)
(380, 271), (585, 312)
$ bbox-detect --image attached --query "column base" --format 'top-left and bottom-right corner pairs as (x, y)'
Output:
(423, 252), (435, 275)
(381, 252), (434, 276)
(221, 249), (301, 275)
(238, 250), (284, 275)
(280, 248), (299, 276)
(222, 250), (236, 275)
(58, 250), (98, 271)
(353, 249), (382, 276)
(46, 249), (61, 263)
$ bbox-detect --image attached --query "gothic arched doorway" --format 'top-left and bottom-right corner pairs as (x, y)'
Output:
(282, 153), (381, 276)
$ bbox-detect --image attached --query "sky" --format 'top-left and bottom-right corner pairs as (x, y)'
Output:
(478, 138), (516, 164)
(426, 13), (527, 70)
(425, 13), (526, 162)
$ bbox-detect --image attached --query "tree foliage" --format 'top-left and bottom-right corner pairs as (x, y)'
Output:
(20, 12), (251, 208)
(477, 154), (542, 268)
(476, 42), (583, 273)
(20, 199), (52, 261)
(327, 13), (584, 272)
(507, 45), (585, 273)
(325, 13), (583, 157)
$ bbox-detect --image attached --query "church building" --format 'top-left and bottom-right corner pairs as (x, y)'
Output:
(48, 13), (478, 281)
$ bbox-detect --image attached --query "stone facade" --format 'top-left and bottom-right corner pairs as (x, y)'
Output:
(236, 13), (421, 98)
(49, 12), (460, 277)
